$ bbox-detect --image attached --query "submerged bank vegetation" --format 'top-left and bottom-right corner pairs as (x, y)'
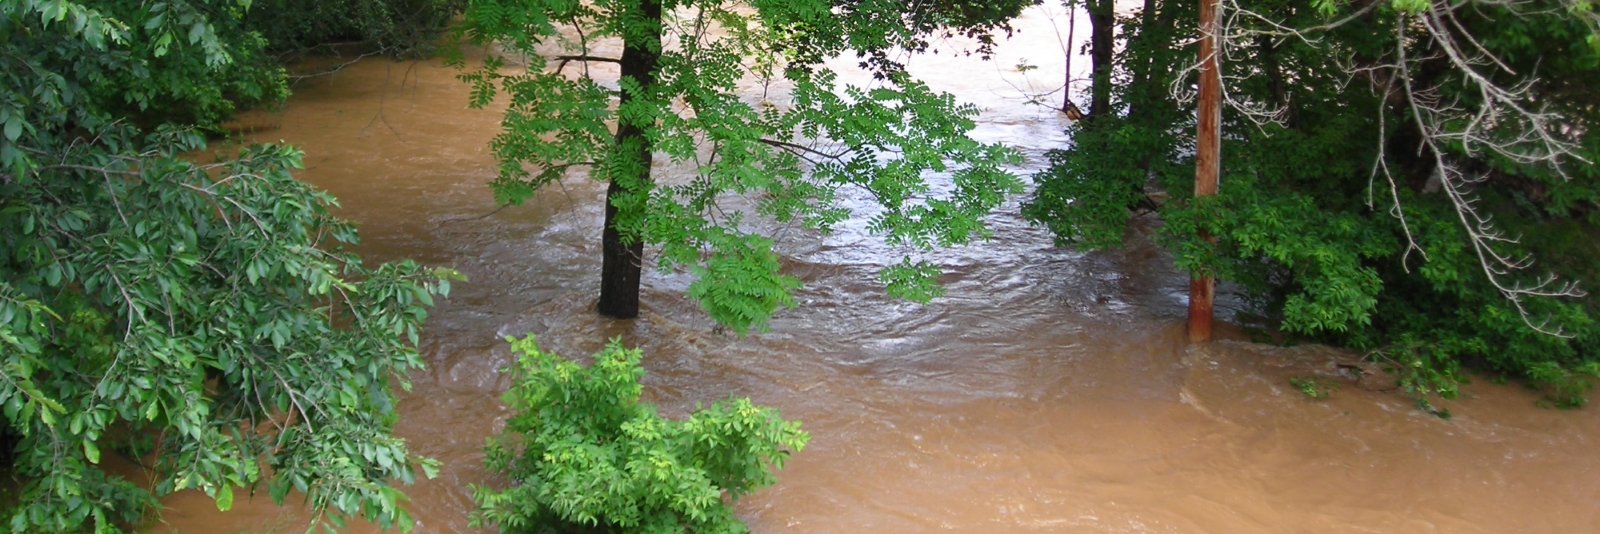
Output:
(0, 0), (1597, 531)
(1025, 0), (1600, 407)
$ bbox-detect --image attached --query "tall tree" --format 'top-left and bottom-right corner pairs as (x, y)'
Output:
(0, 1), (453, 531)
(457, 0), (1031, 332)
(594, 0), (662, 319)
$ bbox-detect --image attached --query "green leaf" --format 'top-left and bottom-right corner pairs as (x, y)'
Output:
(188, 22), (206, 45)
(3, 114), (21, 142)
(154, 32), (172, 56)
(216, 484), (234, 512)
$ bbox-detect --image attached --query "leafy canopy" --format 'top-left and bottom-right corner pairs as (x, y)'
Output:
(454, 0), (1026, 333)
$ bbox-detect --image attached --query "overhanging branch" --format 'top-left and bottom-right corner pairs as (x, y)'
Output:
(553, 54), (622, 74)
(757, 138), (852, 165)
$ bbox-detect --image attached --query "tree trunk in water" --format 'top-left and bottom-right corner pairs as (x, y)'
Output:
(1189, 0), (1221, 342)
(1062, 3), (1077, 113)
(1087, 0), (1115, 118)
(597, 0), (662, 320)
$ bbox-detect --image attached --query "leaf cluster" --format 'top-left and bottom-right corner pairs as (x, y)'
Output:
(471, 335), (808, 534)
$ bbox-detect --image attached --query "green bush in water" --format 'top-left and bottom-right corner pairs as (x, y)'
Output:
(471, 335), (808, 533)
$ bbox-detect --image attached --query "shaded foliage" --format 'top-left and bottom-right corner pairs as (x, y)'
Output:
(244, 0), (465, 57)
(1, 0), (288, 132)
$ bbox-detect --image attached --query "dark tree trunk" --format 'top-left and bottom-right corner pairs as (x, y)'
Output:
(599, 179), (647, 319)
(1087, 0), (1116, 118)
(597, 0), (662, 320)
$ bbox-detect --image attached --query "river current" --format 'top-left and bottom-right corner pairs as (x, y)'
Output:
(152, 6), (1600, 533)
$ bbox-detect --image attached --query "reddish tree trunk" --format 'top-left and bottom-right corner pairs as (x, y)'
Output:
(1189, 0), (1221, 342)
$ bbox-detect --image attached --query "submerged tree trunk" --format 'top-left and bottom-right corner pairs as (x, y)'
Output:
(1087, 0), (1115, 118)
(1189, 0), (1221, 342)
(597, 0), (662, 319)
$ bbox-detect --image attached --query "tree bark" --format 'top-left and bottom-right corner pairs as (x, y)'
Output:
(597, 0), (662, 320)
(1190, 0), (1221, 342)
(1087, 0), (1116, 118)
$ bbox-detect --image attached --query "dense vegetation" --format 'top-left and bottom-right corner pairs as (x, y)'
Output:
(1026, 0), (1600, 406)
(0, 1), (458, 532)
(471, 335), (807, 534)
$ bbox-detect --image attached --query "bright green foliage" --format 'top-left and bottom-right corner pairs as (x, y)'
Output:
(684, 234), (801, 331)
(455, 0), (1025, 333)
(1026, 0), (1600, 406)
(471, 335), (808, 533)
(1, 1), (453, 531)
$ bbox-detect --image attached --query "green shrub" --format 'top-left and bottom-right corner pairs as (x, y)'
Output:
(471, 335), (808, 534)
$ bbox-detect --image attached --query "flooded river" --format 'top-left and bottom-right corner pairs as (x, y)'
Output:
(153, 7), (1600, 534)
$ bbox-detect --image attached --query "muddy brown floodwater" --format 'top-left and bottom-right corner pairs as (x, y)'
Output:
(152, 7), (1600, 534)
